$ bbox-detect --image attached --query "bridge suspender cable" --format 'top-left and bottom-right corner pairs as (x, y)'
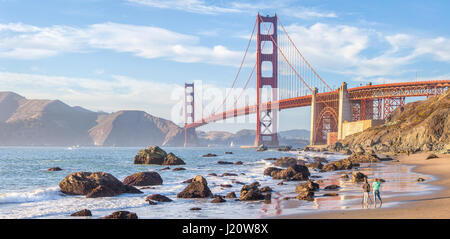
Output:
(214, 18), (257, 114)
(276, 15), (332, 91)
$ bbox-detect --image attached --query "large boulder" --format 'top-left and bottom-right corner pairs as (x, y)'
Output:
(177, 175), (212, 198)
(70, 209), (92, 217)
(145, 194), (172, 202)
(123, 172), (163, 186)
(59, 172), (142, 198)
(347, 153), (381, 163)
(296, 191), (314, 201)
(134, 146), (185, 165)
(240, 182), (265, 201)
(295, 180), (319, 193)
(102, 211), (138, 219)
(273, 157), (302, 167)
(271, 165), (310, 181)
(322, 158), (355, 171)
(263, 167), (283, 176)
(352, 172), (367, 183)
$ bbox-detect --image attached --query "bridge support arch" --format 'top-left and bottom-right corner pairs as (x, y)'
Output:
(184, 83), (198, 147)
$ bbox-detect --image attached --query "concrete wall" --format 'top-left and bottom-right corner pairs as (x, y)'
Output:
(342, 119), (384, 139)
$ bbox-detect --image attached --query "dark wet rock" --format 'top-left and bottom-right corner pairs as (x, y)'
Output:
(263, 167), (283, 176)
(203, 153), (217, 157)
(70, 209), (92, 217)
(340, 174), (350, 179)
(282, 196), (296, 200)
(208, 173), (217, 176)
(352, 172), (367, 183)
(264, 157), (277, 161)
(296, 191), (314, 201)
(190, 207), (201, 210)
(160, 167), (171, 171)
(220, 184), (232, 188)
(235, 161), (244, 165)
(232, 180), (246, 185)
(225, 152), (233, 154)
(260, 186), (272, 192)
(240, 182), (264, 201)
(221, 173), (238, 177)
(273, 157), (303, 167)
(177, 175), (212, 198)
(323, 193), (339, 197)
(225, 192), (237, 198)
(211, 196), (226, 203)
(271, 165), (310, 181)
(59, 172), (142, 198)
(48, 167), (62, 171)
(145, 194), (172, 202)
(123, 172), (163, 186)
(306, 162), (323, 170)
(295, 180), (319, 193)
(134, 146), (185, 165)
(426, 154), (438, 160)
(417, 178), (426, 182)
(218, 161), (234, 165)
(277, 181), (284, 185)
(324, 185), (340, 190)
(322, 158), (354, 171)
(147, 200), (157, 205)
(102, 211), (138, 219)
(172, 167), (186, 171)
(310, 175), (322, 178)
(277, 146), (292, 151)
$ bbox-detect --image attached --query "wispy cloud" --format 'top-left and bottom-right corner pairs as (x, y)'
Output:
(127, 0), (240, 15)
(127, 0), (338, 19)
(0, 22), (244, 66)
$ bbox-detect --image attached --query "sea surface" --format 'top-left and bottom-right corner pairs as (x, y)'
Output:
(0, 147), (438, 219)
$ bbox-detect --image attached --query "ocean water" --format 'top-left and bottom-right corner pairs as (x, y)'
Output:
(0, 147), (437, 219)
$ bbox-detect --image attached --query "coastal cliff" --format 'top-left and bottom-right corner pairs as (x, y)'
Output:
(329, 90), (450, 154)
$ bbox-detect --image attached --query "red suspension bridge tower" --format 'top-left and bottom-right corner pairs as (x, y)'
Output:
(255, 13), (279, 147)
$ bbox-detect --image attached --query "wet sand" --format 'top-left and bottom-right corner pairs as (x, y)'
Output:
(276, 152), (450, 219)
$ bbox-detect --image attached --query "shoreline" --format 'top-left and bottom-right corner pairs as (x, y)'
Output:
(275, 152), (450, 219)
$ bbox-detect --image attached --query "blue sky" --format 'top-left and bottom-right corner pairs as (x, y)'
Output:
(0, 0), (449, 132)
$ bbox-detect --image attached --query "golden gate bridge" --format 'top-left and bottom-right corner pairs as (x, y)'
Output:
(184, 13), (450, 147)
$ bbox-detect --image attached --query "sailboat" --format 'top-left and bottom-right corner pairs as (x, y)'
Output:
(230, 141), (234, 147)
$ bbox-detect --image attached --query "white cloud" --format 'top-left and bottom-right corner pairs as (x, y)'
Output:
(282, 23), (450, 79)
(127, 0), (240, 15)
(0, 22), (244, 66)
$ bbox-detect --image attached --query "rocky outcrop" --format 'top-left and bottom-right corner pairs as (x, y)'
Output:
(48, 167), (62, 171)
(296, 191), (314, 201)
(177, 175), (212, 198)
(256, 145), (267, 152)
(202, 153), (217, 157)
(70, 209), (92, 217)
(295, 180), (319, 193)
(271, 165), (310, 181)
(273, 157), (304, 167)
(306, 162), (323, 170)
(59, 172), (142, 198)
(277, 146), (292, 151)
(263, 167), (283, 177)
(145, 194), (172, 202)
(102, 211), (138, 219)
(211, 196), (226, 203)
(134, 146), (185, 165)
(332, 90), (450, 154)
(322, 158), (356, 171)
(352, 172), (367, 183)
(123, 172), (163, 186)
(226, 192), (237, 198)
(240, 182), (265, 201)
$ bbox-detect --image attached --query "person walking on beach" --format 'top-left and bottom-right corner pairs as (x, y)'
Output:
(372, 178), (382, 207)
(362, 177), (373, 208)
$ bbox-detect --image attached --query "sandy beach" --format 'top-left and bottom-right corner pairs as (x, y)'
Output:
(276, 152), (450, 219)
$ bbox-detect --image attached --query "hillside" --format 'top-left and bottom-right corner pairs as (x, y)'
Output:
(0, 92), (184, 147)
(335, 90), (450, 153)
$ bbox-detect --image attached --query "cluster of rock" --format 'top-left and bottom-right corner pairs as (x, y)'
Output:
(134, 146), (185, 165)
(321, 152), (382, 172)
(240, 182), (270, 201)
(264, 164), (310, 181)
(295, 180), (319, 201)
(59, 172), (143, 198)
